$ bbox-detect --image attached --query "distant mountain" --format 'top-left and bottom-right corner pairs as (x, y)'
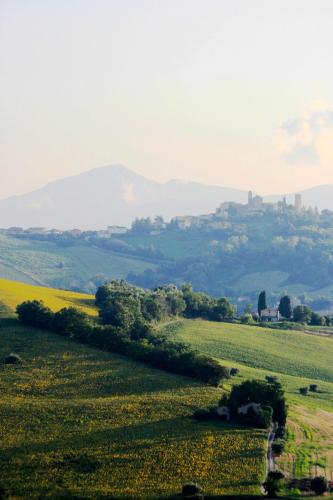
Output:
(265, 185), (333, 211)
(1, 164), (333, 229)
(0, 165), (247, 229)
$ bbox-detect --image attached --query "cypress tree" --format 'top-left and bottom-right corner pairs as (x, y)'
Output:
(278, 295), (292, 319)
(257, 290), (267, 317)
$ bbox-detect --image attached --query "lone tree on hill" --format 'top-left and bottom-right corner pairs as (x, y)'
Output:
(257, 290), (267, 317)
(278, 295), (292, 319)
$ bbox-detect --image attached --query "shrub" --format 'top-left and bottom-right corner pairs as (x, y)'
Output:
(240, 313), (254, 324)
(309, 384), (318, 392)
(57, 454), (100, 474)
(266, 375), (279, 383)
(230, 367), (239, 376)
(299, 387), (309, 396)
(293, 305), (312, 324)
(263, 470), (285, 497)
(275, 426), (287, 439)
(4, 352), (22, 364)
(182, 482), (203, 498)
(51, 307), (92, 338)
(311, 476), (328, 495)
(16, 300), (53, 329)
(272, 438), (286, 456)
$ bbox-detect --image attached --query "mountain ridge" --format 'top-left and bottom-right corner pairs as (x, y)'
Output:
(1, 164), (333, 229)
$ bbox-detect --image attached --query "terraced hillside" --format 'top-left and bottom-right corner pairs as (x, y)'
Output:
(0, 320), (266, 498)
(173, 320), (333, 480)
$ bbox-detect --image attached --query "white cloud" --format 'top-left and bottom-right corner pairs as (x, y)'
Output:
(276, 102), (333, 166)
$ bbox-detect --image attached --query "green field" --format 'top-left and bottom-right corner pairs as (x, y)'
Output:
(2, 279), (333, 496)
(0, 234), (156, 291)
(0, 320), (266, 498)
(173, 319), (333, 480)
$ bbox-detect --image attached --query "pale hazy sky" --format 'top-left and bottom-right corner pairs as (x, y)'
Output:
(2, 0), (333, 198)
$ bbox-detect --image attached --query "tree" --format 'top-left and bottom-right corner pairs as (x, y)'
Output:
(225, 379), (287, 427)
(263, 471), (285, 497)
(16, 300), (53, 329)
(51, 307), (91, 338)
(257, 291), (267, 317)
(211, 297), (235, 321)
(278, 295), (292, 319)
(293, 305), (312, 324)
(310, 311), (325, 326)
(311, 476), (328, 495)
(99, 295), (142, 330)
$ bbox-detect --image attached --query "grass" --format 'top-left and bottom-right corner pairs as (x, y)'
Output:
(0, 278), (97, 315)
(0, 319), (267, 498)
(172, 319), (333, 481)
(0, 234), (156, 289)
(174, 320), (333, 383)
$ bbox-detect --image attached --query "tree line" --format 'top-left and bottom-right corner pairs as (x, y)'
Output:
(16, 282), (232, 386)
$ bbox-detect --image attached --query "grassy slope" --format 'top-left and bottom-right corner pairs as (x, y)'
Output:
(175, 321), (333, 382)
(0, 234), (156, 288)
(0, 278), (97, 316)
(0, 320), (266, 499)
(173, 320), (333, 479)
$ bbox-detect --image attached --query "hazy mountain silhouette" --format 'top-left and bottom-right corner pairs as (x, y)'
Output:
(0, 164), (332, 229)
(0, 165), (247, 229)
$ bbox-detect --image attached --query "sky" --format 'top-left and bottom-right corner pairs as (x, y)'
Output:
(1, 0), (333, 198)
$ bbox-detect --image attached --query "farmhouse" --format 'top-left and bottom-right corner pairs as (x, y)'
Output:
(216, 406), (230, 420)
(260, 308), (280, 322)
(237, 402), (262, 416)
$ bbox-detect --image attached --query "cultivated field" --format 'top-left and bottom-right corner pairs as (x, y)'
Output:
(0, 320), (266, 498)
(173, 319), (333, 480)
(0, 234), (156, 290)
(0, 278), (97, 316)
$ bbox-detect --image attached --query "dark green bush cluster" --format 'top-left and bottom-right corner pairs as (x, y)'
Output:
(263, 471), (285, 497)
(311, 476), (328, 495)
(182, 482), (203, 499)
(220, 379), (287, 429)
(96, 280), (186, 326)
(271, 438), (286, 456)
(95, 280), (235, 326)
(181, 283), (235, 321)
(16, 300), (229, 385)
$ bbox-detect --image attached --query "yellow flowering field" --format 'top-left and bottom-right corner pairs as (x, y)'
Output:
(0, 320), (266, 498)
(0, 278), (97, 315)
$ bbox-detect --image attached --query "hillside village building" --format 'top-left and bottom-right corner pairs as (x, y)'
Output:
(172, 191), (305, 229)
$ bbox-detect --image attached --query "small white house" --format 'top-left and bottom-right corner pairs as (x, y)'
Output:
(216, 406), (230, 420)
(237, 402), (262, 416)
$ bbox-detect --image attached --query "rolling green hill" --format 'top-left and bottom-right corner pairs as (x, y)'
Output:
(0, 234), (156, 292)
(4, 204), (333, 313)
(0, 319), (266, 498)
(174, 320), (333, 383)
(173, 319), (333, 480)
